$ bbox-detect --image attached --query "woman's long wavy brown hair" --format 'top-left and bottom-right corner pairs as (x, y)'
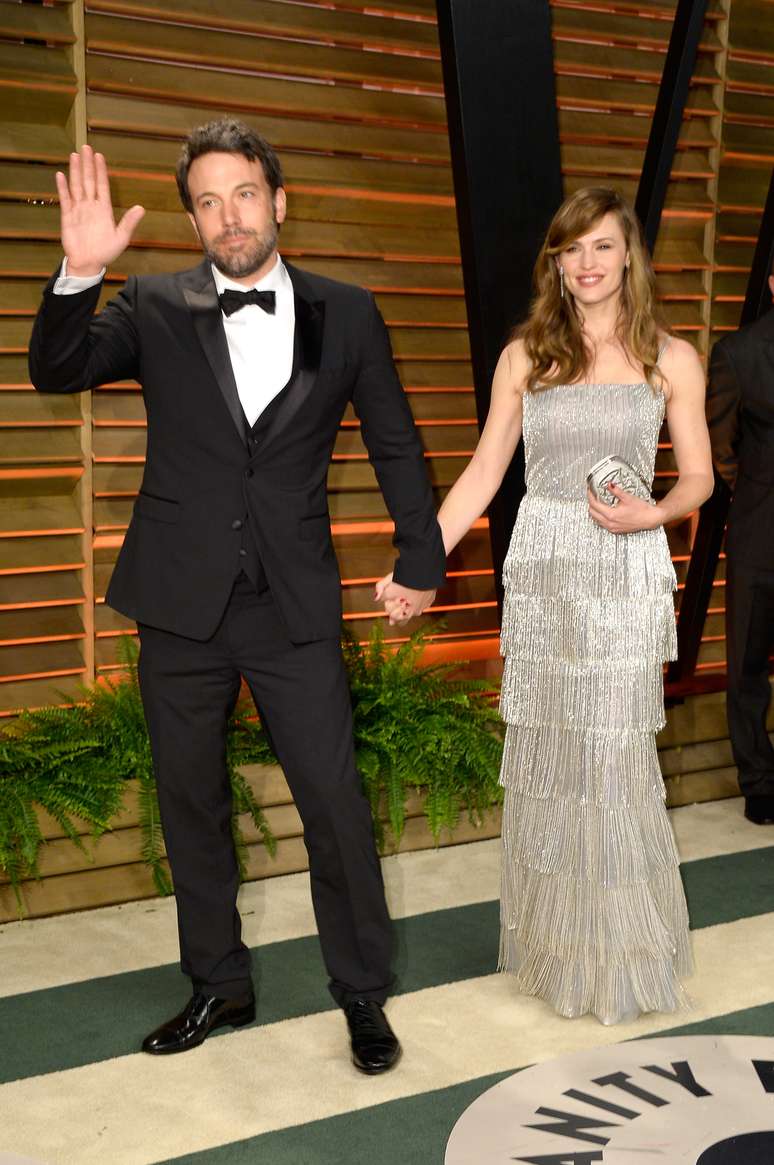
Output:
(516, 187), (669, 392)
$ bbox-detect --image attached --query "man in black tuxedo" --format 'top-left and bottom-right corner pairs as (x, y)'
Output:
(29, 119), (446, 1072)
(707, 267), (774, 826)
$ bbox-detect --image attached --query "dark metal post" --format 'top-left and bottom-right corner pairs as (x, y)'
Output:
(435, 0), (563, 606)
(635, 0), (709, 253)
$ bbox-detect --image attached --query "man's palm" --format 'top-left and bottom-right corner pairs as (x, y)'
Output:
(57, 144), (145, 274)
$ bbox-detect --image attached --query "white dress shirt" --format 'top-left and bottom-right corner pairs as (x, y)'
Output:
(211, 256), (295, 427)
(54, 253), (296, 427)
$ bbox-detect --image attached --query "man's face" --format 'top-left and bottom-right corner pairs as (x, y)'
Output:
(186, 151), (287, 285)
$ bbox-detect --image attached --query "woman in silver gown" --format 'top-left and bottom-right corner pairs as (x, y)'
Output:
(380, 187), (713, 1024)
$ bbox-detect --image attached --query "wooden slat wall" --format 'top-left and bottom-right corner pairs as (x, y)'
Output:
(1, 0), (768, 714)
(0, 0), (90, 715)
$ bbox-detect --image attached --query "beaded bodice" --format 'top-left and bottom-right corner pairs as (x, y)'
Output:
(522, 382), (665, 503)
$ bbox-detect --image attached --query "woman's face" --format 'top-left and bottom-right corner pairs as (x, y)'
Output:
(557, 212), (629, 309)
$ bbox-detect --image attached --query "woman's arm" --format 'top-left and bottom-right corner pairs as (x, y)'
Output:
(375, 340), (525, 618)
(437, 340), (526, 554)
(588, 337), (714, 533)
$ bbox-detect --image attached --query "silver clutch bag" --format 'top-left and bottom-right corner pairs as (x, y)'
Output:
(587, 455), (652, 506)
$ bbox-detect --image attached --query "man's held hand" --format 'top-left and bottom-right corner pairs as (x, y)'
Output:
(374, 573), (436, 626)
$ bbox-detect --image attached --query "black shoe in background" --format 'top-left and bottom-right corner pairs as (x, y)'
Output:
(744, 794), (774, 825)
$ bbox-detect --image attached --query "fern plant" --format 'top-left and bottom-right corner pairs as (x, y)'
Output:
(0, 706), (124, 912)
(0, 638), (277, 908)
(1, 624), (503, 914)
(342, 621), (503, 847)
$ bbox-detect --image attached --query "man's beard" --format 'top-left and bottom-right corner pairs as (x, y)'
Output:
(203, 218), (279, 280)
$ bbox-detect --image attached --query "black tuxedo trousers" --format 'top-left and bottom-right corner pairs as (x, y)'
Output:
(138, 576), (392, 1004)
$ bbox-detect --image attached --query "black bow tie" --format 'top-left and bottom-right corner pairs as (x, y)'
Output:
(218, 288), (277, 317)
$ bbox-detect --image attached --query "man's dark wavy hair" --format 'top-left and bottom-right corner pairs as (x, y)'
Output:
(176, 118), (284, 212)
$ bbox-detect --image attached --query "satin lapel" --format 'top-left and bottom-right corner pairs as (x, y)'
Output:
(253, 269), (325, 456)
(180, 262), (247, 445)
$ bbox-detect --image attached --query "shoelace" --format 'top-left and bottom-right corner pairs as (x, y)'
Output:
(347, 1000), (390, 1040)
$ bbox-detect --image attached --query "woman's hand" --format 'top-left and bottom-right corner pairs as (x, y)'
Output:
(587, 483), (662, 534)
(374, 572), (435, 626)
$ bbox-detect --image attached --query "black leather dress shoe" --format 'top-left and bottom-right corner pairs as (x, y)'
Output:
(142, 990), (255, 1055)
(744, 795), (774, 825)
(345, 999), (401, 1074)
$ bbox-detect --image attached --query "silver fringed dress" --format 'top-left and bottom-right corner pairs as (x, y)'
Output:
(498, 380), (692, 1025)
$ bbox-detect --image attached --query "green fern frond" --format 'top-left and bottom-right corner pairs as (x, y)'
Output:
(1, 617), (502, 915)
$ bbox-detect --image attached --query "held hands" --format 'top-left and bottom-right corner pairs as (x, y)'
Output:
(587, 483), (663, 534)
(56, 144), (145, 276)
(374, 573), (436, 626)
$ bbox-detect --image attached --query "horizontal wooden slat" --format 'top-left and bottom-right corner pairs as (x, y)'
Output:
(0, 428), (83, 465)
(0, 202), (462, 262)
(0, 495), (83, 537)
(559, 108), (716, 150)
(0, 534), (84, 575)
(90, 92), (451, 168)
(86, 56), (448, 132)
(86, 0), (441, 55)
(0, 241), (466, 293)
(291, 0), (436, 18)
(0, 672), (85, 718)
(554, 37), (720, 86)
(85, 13), (443, 91)
(562, 172), (714, 213)
(723, 90), (774, 125)
(0, 570), (83, 609)
(555, 73), (719, 117)
(0, 605), (84, 645)
(0, 354), (36, 386)
(0, 41), (75, 88)
(0, 3), (74, 45)
(0, 638), (85, 680)
(0, 391), (81, 425)
(551, 4), (722, 52)
(0, 122), (73, 165)
(88, 128), (455, 198)
(561, 143), (714, 181)
(0, 169), (459, 238)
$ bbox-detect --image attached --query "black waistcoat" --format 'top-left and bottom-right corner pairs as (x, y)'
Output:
(237, 327), (302, 591)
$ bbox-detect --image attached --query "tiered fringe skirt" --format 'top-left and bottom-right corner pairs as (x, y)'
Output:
(498, 496), (693, 1024)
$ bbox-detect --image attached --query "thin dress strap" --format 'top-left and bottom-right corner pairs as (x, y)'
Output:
(656, 335), (670, 363)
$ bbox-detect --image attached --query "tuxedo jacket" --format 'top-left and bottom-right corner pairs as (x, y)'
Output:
(707, 308), (774, 570)
(29, 260), (446, 641)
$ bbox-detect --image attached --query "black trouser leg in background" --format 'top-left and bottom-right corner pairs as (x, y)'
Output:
(725, 558), (774, 798)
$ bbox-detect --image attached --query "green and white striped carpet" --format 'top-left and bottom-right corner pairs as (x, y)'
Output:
(2, 796), (774, 1164)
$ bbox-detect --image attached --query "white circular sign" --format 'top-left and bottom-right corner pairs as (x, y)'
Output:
(446, 1035), (774, 1163)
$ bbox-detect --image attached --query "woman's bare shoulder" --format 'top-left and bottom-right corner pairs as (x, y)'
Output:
(501, 337), (531, 394)
(659, 334), (704, 400)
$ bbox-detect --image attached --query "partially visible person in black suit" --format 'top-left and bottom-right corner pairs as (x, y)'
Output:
(707, 262), (774, 825)
(29, 119), (446, 1071)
